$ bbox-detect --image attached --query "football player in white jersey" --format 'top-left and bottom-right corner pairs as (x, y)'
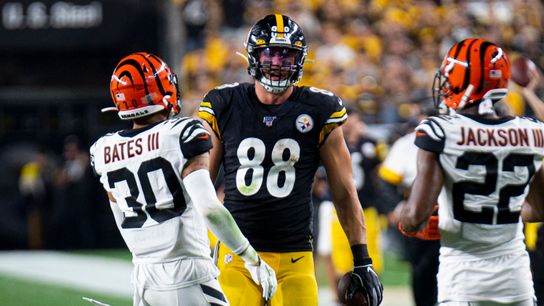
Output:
(399, 38), (544, 306)
(90, 52), (277, 306)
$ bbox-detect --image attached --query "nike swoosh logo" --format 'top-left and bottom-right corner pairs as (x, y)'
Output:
(291, 256), (304, 263)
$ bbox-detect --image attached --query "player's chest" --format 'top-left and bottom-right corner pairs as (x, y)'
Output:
(225, 107), (321, 138)
(223, 108), (321, 144)
(221, 111), (324, 167)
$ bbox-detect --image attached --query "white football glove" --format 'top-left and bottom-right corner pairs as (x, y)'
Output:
(244, 257), (278, 301)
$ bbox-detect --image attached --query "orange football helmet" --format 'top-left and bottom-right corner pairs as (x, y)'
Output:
(109, 52), (181, 120)
(433, 38), (510, 111)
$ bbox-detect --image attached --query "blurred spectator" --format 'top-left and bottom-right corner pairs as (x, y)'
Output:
(378, 104), (440, 306)
(50, 135), (96, 249)
(18, 148), (55, 249)
(316, 109), (385, 304)
(176, 0), (543, 125)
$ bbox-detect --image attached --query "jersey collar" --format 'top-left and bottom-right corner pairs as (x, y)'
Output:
(461, 114), (515, 125)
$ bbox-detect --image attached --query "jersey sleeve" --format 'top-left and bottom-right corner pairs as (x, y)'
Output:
(89, 140), (101, 176)
(318, 96), (347, 146)
(414, 117), (446, 154)
(178, 119), (213, 159)
(198, 88), (226, 140)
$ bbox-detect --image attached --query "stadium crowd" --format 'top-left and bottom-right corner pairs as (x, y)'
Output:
(179, 0), (543, 123)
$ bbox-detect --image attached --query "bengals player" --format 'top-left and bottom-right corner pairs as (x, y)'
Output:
(399, 38), (544, 305)
(199, 14), (383, 306)
(91, 52), (276, 305)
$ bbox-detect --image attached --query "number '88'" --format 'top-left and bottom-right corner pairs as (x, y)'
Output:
(236, 137), (300, 198)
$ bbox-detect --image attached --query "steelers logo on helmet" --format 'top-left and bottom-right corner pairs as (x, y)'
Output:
(245, 14), (308, 94)
(296, 114), (313, 133)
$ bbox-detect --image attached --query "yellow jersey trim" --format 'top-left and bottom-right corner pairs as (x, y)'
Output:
(378, 166), (403, 185)
(198, 111), (221, 140)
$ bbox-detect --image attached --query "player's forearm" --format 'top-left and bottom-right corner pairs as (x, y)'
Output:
(206, 205), (258, 263)
(399, 150), (443, 232)
(521, 168), (544, 222)
(183, 169), (258, 264)
(201, 121), (223, 182)
(399, 183), (438, 231)
(522, 89), (544, 121)
(333, 192), (366, 245)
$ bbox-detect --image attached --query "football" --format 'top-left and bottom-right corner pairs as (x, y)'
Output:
(337, 272), (369, 306)
(510, 56), (536, 87)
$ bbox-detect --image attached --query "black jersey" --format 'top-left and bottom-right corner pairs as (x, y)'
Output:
(199, 82), (347, 252)
(347, 136), (380, 209)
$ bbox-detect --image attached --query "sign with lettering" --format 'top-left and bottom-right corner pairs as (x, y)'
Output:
(0, 0), (160, 87)
(0, 0), (159, 51)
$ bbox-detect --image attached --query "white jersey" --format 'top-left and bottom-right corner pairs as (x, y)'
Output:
(416, 113), (544, 303)
(90, 118), (214, 266)
(380, 131), (418, 188)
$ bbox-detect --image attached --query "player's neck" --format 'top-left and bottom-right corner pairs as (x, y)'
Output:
(458, 106), (499, 120)
(132, 112), (168, 129)
(255, 83), (293, 105)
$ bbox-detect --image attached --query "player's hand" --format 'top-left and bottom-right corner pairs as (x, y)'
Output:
(350, 263), (383, 306)
(398, 204), (440, 240)
(244, 257), (277, 301)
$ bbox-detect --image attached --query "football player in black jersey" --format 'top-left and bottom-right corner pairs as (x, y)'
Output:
(198, 14), (383, 306)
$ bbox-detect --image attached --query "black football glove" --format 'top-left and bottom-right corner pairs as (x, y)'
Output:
(349, 261), (383, 306)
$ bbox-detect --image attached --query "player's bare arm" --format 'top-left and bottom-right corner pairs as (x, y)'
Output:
(106, 191), (116, 203)
(319, 127), (365, 245)
(181, 152), (210, 178)
(399, 149), (443, 232)
(200, 120), (223, 182)
(522, 167), (544, 222)
(321, 126), (383, 306)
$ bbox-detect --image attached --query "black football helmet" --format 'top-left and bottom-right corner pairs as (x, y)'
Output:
(245, 14), (307, 94)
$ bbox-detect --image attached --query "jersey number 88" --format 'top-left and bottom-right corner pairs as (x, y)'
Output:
(236, 137), (300, 198)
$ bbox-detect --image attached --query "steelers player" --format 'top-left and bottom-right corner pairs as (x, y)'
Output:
(198, 14), (383, 306)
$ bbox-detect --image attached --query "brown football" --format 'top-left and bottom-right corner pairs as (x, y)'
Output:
(510, 56), (536, 87)
(337, 272), (369, 306)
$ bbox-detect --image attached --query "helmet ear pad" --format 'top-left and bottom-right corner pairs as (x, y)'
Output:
(110, 52), (181, 120)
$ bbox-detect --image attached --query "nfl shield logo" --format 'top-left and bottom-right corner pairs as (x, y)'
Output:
(115, 93), (126, 101)
(296, 114), (314, 133)
(263, 116), (277, 127)
(490, 69), (502, 79)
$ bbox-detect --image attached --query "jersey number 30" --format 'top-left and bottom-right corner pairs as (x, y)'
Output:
(236, 137), (300, 198)
(107, 157), (186, 228)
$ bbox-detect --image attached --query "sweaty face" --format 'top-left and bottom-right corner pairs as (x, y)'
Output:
(257, 47), (300, 81)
